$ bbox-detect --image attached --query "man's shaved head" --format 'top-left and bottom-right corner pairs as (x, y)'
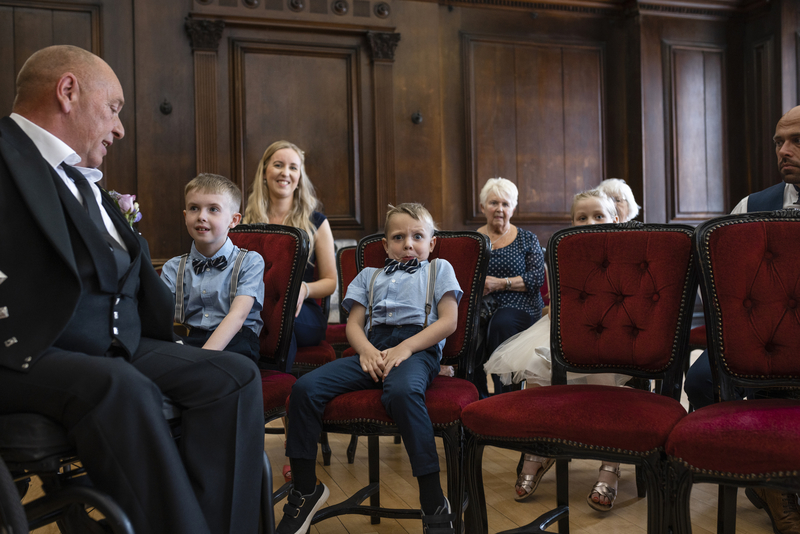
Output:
(13, 45), (105, 112)
(12, 45), (125, 168)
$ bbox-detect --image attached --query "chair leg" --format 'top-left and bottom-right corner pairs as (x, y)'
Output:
(320, 432), (332, 466)
(261, 451), (276, 534)
(635, 464), (647, 498)
(347, 434), (358, 464)
(555, 459), (570, 534)
(441, 426), (463, 534)
(464, 435), (488, 534)
(368, 435), (381, 525)
(717, 485), (738, 534)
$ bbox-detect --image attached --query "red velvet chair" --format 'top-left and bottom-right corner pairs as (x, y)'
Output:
(305, 231), (490, 533)
(229, 224), (309, 515)
(325, 245), (357, 357)
(462, 222), (698, 534)
(666, 211), (800, 534)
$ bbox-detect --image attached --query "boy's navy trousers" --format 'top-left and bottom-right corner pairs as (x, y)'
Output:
(286, 324), (442, 477)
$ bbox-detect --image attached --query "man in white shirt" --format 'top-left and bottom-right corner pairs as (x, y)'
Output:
(0, 45), (264, 534)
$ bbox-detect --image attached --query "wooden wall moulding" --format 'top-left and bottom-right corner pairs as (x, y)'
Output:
(229, 38), (366, 228)
(185, 17), (225, 175)
(662, 41), (728, 223)
(189, 0), (395, 25)
(462, 33), (605, 225)
(745, 35), (776, 195)
(365, 31), (399, 220)
(366, 31), (400, 61)
(185, 17), (225, 50)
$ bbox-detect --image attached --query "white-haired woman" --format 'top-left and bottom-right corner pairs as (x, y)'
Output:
(474, 178), (546, 400)
(244, 140), (336, 371)
(595, 178), (640, 223)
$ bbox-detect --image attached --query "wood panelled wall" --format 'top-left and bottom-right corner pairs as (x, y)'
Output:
(1, 0), (798, 261)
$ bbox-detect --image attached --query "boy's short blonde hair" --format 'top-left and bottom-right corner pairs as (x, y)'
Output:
(570, 189), (617, 221)
(185, 173), (242, 213)
(384, 203), (438, 235)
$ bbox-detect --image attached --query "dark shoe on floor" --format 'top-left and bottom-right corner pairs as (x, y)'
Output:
(276, 483), (330, 534)
(422, 496), (455, 534)
(746, 487), (800, 534)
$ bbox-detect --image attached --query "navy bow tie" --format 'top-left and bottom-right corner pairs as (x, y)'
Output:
(192, 256), (228, 275)
(384, 258), (421, 275)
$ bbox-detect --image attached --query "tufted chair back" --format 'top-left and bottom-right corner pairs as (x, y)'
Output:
(548, 222), (697, 396)
(694, 211), (800, 398)
(356, 231), (491, 375)
(229, 224), (309, 369)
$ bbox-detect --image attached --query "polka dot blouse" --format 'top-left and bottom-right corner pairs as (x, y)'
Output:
(488, 228), (545, 320)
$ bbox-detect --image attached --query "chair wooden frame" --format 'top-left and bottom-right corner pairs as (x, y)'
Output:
(229, 223), (311, 525)
(667, 211), (800, 534)
(309, 231), (490, 533)
(464, 222), (698, 534)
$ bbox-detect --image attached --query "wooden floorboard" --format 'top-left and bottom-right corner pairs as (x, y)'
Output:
(24, 352), (776, 533)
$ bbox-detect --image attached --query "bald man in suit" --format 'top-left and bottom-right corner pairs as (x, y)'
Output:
(0, 45), (264, 534)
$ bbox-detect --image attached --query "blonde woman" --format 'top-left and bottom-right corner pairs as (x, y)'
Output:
(244, 141), (336, 371)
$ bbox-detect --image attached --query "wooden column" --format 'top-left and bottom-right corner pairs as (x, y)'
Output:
(367, 31), (400, 218)
(185, 18), (224, 175)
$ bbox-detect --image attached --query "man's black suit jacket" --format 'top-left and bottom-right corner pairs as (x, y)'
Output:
(0, 116), (174, 372)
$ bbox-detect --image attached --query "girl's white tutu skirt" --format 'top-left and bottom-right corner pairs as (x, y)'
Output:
(483, 314), (629, 388)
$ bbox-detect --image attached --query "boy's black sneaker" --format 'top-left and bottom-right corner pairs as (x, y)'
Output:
(276, 482), (330, 534)
(422, 496), (455, 534)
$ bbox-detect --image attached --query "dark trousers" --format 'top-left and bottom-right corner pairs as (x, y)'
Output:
(684, 349), (756, 409)
(0, 338), (264, 534)
(475, 307), (536, 398)
(286, 324), (441, 476)
(285, 299), (327, 371)
(181, 326), (260, 363)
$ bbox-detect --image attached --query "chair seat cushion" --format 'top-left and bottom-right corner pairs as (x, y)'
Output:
(0, 413), (72, 463)
(325, 324), (348, 346)
(322, 376), (478, 427)
(261, 370), (296, 412)
(462, 385), (687, 453)
(666, 399), (800, 475)
(294, 341), (336, 367)
(341, 347), (357, 358)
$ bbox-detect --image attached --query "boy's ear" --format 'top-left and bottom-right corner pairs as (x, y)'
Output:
(230, 212), (242, 228)
(382, 237), (389, 255)
(429, 235), (437, 252)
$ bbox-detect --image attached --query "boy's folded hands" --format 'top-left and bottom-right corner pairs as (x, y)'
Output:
(381, 346), (413, 380)
(360, 348), (386, 382)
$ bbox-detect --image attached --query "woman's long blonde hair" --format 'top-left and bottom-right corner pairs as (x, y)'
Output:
(244, 140), (321, 255)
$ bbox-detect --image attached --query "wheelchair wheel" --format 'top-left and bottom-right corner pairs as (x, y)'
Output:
(0, 456), (27, 534)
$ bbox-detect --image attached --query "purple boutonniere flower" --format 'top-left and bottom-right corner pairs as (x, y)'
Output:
(108, 190), (142, 228)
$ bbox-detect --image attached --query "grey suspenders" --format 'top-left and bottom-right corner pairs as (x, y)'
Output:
(367, 258), (438, 332)
(173, 249), (249, 324)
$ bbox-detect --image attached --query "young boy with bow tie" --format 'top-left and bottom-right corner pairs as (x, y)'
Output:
(160, 173), (265, 362)
(277, 202), (463, 534)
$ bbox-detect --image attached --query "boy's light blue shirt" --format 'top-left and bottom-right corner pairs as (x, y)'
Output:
(342, 259), (463, 353)
(160, 238), (265, 336)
